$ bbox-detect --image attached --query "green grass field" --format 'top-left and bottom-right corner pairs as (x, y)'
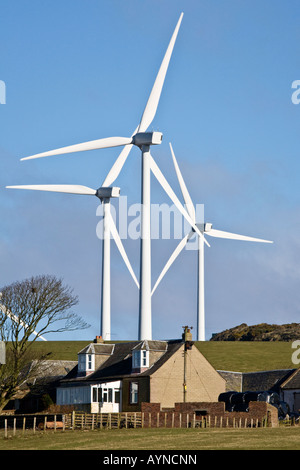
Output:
(28, 339), (299, 372)
(0, 426), (299, 451)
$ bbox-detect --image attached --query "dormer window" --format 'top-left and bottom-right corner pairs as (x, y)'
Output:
(132, 349), (149, 371)
(78, 353), (95, 375)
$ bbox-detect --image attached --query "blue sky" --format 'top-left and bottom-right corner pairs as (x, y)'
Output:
(1, 0), (300, 342)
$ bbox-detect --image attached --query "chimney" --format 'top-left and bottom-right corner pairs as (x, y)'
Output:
(94, 335), (104, 344)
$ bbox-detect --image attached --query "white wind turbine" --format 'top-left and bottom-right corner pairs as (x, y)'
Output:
(152, 143), (273, 341)
(17, 12), (209, 341)
(0, 293), (47, 341)
(6, 184), (139, 341)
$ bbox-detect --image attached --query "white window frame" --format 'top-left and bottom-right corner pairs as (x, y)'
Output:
(78, 353), (95, 373)
(130, 382), (139, 404)
(91, 382), (121, 404)
(132, 350), (149, 369)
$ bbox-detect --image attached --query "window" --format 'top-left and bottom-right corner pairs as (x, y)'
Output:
(142, 350), (147, 366)
(132, 350), (149, 369)
(87, 354), (93, 370)
(92, 387), (97, 402)
(78, 354), (86, 372)
(101, 387), (113, 403)
(132, 350), (139, 369)
(130, 382), (138, 404)
(114, 389), (120, 404)
(91, 383), (121, 404)
(78, 353), (94, 373)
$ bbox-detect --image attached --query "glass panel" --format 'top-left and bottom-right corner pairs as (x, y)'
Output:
(115, 390), (120, 404)
(142, 350), (147, 366)
(130, 382), (138, 404)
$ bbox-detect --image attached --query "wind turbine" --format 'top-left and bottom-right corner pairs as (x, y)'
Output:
(6, 183), (139, 341)
(18, 12), (209, 341)
(151, 143), (273, 341)
(0, 293), (47, 341)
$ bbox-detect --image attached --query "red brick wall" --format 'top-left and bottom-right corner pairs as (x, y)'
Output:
(141, 401), (279, 428)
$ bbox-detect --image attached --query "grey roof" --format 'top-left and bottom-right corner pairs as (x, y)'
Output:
(78, 343), (115, 356)
(281, 369), (300, 389)
(60, 340), (183, 385)
(241, 369), (295, 392)
(131, 340), (168, 352)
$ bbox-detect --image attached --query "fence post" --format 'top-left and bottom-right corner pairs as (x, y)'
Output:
(13, 418), (16, 436)
(23, 417), (26, 435)
(4, 419), (7, 439)
(172, 413), (174, 428)
(33, 417), (36, 434)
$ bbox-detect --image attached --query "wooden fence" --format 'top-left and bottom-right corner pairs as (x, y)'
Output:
(0, 411), (270, 437)
(0, 411), (298, 437)
(66, 411), (143, 429)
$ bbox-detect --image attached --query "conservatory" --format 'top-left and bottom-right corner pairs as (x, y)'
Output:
(57, 380), (122, 413)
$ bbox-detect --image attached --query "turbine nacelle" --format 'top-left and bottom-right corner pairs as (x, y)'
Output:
(133, 132), (163, 148)
(194, 223), (213, 233)
(96, 187), (120, 200)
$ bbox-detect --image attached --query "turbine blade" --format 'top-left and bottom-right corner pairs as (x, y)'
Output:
(169, 142), (196, 223)
(6, 184), (97, 196)
(152, 232), (192, 295)
(138, 13), (184, 132)
(108, 211), (140, 289)
(206, 228), (273, 243)
(0, 303), (47, 341)
(20, 136), (133, 161)
(149, 153), (210, 247)
(101, 127), (139, 187)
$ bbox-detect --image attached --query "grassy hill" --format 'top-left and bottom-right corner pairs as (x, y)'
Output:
(28, 339), (299, 373)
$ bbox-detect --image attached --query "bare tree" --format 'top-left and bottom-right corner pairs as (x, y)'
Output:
(0, 274), (90, 410)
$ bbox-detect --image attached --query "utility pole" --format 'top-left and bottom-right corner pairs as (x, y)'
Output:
(182, 326), (193, 403)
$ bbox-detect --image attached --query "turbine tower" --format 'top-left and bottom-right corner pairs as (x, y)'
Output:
(18, 13), (208, 340)
(6, 184), (139, 341)
(152, 143), (273, 341)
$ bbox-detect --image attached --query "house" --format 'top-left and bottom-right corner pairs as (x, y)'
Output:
(5, 360), (77, 413)
(56, 330), (226, 413)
